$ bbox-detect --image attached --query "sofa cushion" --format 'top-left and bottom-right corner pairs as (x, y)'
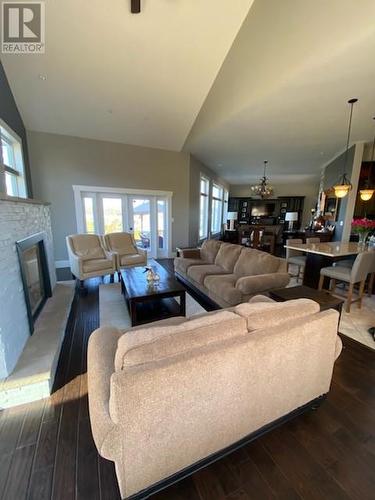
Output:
(248, 295), (276, 304)
(187, 264), (229, 284)
(234, 298), (320, 332)
(115, 311), (247, 370)
(71, 234), (105, 260)
(106, 233), (137, 255)
(120, 253), (145, 267)
(174, 257), (208, 275)
(214, 243), (242, 272)
(83, 258), (112, 273)
(233, 248), (280, 276)
(204, 274), (242, 306)
(200, 239), (223, 263)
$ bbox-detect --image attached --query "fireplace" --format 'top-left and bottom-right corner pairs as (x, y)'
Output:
(16, 232), (52, 334)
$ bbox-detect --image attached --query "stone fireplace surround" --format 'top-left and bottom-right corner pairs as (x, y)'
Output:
(0, 195), (56, 379)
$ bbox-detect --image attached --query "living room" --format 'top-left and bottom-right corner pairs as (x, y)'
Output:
(0, 1), (375, 499)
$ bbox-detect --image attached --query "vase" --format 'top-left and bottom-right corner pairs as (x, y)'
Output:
(358, 232), (369, 248)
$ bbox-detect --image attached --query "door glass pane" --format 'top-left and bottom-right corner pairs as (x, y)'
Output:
(157, 200), (166, 250)
(83, 197), (95, 233)
(132, 199), (151, 249)
(103, 197), (123, 233)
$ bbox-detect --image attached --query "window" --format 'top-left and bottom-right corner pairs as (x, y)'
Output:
(199, 175), (209, 239)
(0, 121), (27, 198)
(211, 183), (223, 234)
(223, 189), (229, 223)
(83, 197), (96, 233)
(75, 186), (172, 259)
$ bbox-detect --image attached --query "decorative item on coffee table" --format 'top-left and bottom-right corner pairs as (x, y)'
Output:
(269, 285), (344, 316)
(120, 260), (186, 326)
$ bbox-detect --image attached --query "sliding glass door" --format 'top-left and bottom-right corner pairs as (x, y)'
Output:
(78, 189), (170, 259)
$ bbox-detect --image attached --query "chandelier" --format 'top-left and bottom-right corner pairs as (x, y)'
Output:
(359, 116), (375, 202)
(333, 98), (358, 198)
(250, 160), (274, 198)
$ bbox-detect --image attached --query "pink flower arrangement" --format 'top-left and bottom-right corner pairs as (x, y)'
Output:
(351, 218), (375, 234)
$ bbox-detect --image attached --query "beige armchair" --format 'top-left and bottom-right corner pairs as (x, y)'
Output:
(66, 234), (116, 288)
(102, 232), (147, 271)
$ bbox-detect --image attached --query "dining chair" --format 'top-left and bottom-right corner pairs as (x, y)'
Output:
(318, 251), (375, 312)
(335, 251), (375, 296)
(286, 238), (305, 282)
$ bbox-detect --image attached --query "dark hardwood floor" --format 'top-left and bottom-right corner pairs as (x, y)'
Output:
(1, 260), (375, 500)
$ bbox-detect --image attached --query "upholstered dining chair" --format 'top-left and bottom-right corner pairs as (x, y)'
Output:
(335, 250), (375, 297)
(102, 232), (147, 271)
(286, 239), (305, 282)
(318, 251), (375, 312)
(66, 234), (116, 289)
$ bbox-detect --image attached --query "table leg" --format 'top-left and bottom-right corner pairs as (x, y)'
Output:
(180, 291), (186, 317)
(130, 299), (137, 326)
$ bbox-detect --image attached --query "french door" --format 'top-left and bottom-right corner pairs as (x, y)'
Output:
(76, 188), (171, 259)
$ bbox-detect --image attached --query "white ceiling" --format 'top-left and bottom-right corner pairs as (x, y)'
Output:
(1, 0), (254, 151)
(2, 0), (375, 185)
(184, 0), (375, 184)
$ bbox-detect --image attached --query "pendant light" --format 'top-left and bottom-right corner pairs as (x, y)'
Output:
(333, 98), (358, 198)
(250, 161), (274, 199)
(359, 117), (375, 202)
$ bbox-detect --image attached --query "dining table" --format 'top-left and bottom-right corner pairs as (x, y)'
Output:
(284, 241), (364, 289)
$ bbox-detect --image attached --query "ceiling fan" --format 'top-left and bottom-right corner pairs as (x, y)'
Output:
(131, 0), (141, 13)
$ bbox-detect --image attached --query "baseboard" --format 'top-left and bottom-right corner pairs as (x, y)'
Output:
(55, 260), (69, 269)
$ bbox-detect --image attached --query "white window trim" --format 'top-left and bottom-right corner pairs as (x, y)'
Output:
(199, 174), (210, 241)
(0, 117), (27, 198)
(210, 182), (224, 236)
(73, 184), (173, 258)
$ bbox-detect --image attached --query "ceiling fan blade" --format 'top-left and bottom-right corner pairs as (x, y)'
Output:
(131, 0), (141, 13)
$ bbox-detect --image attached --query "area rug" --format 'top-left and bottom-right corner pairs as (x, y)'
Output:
(99, 283), (205, 329)
(99, 282), (375, 350)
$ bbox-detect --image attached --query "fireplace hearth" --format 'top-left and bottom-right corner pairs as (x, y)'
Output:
(16, 232), (52, 334)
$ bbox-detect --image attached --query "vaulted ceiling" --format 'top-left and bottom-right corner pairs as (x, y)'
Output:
(1, 0), (254, 151)
(2, 0), (375, 184)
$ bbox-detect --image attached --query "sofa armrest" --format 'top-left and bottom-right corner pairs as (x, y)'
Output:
(87, 327), (123, 460)
(137, 247), (148, 258)
(66, 237), (83, 278)
(277, 258), (288, 273)
(179, 248), (201, 259)
(104, 250), (117, 268)
(236, 273), (290, 294)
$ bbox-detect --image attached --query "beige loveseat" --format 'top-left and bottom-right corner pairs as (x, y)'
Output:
(88, 296), (342, 499)
(174, 240), (290, 307)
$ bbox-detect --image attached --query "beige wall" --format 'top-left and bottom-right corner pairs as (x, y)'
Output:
(230, 181), (320, 227)
(28, 131), (191, 261)
(189, 156), (230, 246)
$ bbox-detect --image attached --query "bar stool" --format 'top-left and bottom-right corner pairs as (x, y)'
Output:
(286, 239), (305, 282)
(318, 251), (375, 312)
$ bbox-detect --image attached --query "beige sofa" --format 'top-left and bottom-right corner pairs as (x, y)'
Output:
(88, 296), (342, 499)
(174, 240), (290, 307)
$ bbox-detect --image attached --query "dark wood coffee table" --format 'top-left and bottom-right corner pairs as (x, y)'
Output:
(269, 285), (344, 315)
(120, 260), (186, 327)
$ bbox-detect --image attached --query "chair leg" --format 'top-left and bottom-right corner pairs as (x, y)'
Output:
(330, 278), (336, 292)
(368, 272), (374, 297)
(358, 280), (366, 309)
(346, 283), (354, 313)
(110, 274), (114, 284)
(318, 274), (324, 291)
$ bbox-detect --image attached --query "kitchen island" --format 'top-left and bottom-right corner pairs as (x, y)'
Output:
(284, 241), (363, 288)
